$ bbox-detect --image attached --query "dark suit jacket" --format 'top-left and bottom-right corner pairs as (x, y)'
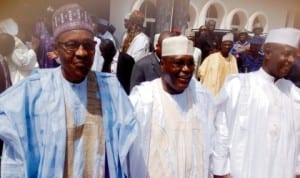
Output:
(130, 52), (161, 90)
(116, 52), (135, 95)
(0, 58), (11, 93)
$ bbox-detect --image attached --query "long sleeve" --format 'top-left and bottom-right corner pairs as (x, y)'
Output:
(212, 75), (242, 176)
(212, 87), (230, 175)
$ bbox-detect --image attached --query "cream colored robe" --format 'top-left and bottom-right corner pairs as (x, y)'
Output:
(198, 52), (238, 95)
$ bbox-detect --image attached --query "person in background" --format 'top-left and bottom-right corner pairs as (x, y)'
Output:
(129, 36), (214, 178)
(0, 18), (38, 84)
(0, 33), (13, 92)
(195, 25), (210, 64)
(231, 28), (250, 59)
(252, 22), (264, 37)
(213, 28), (300, 178)
(120, 13), (131, 51)
(100, 38), (135, 94)
(130, 31), (177, 90)
(185, 30), (202, 79)
(252, 22), (265, 42)
(33, 6), (59, 68)
(0, 3), (138, 177)
(195, 20), (220, 63)
(205, 20), (220, 51)
(198, 33), (238, 95)
(239, 36), (265, 73)
(94, 18), (119, 49)
(121, 10), (149, 62)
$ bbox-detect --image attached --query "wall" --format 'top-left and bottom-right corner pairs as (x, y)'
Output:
(109, 0), (300, 43)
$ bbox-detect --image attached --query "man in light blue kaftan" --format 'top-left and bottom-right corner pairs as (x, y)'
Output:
(0, 3), (137, 178)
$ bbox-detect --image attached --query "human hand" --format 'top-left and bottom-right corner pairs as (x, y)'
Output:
(47, 51), (58, 60)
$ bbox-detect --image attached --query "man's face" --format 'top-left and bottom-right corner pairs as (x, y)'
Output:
(264, 43), (297, 79)
(55, 29), (95, 83)
(160, 55), (195, 94)
(206, 21), (216, 32)
(220, 41), (233, 55)
(239, 33), (248, 42)
(249, 43), (262, 53)
(253, 28), (263, 36)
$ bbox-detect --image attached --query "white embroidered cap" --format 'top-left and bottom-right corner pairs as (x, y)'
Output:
(162, 36), (194, 57)
(265, 28), (300, 48)
(222, 33), (234, 42)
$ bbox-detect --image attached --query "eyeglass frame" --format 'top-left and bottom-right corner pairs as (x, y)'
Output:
(56, 40), (97, 53)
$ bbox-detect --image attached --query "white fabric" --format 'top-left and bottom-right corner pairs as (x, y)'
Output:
(124, 13), (130, 20)
(162, 36), (193, 57)
(193, 47), (202, 77)
(6, 36), (38, 84)
(110, 50), (119, 74)
(126, 32), (149, 62)
(222, 33), (234, 42)
(0, 18), (18, 36)
(213, 68), (300, 178)
(153, 33), (160, 50)
(91, 37), (104, 72)
(98, 18), (109, 26)
(265, 28), (300, 48)
(129, 78), (215, 178)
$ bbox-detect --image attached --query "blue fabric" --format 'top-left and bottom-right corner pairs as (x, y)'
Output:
(0, 67), (137, 178)
(242, 52), (264, 73)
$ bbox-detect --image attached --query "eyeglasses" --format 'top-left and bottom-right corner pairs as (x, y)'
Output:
(58, 40), (97, 53)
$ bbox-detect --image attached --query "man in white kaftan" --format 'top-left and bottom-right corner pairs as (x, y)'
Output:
(0, 4), (138, 178)
(0, 18), (38, 84)
(129, 36), (215, 178)
(213, 28), (300, 178)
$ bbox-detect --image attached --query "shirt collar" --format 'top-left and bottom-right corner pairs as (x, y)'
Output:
(154, 52), (160, 62)
(113, 50), (119, 62)
(258, 68), (275, 83)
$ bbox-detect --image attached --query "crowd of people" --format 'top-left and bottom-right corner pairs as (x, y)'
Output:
(0, 2), (299, 178)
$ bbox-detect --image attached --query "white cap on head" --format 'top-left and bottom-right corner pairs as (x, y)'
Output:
(0, 18), (18, 36)
(222, 33), (234, 42)
(265, 28), (300, 48)
(162, 36), (194, 57)
(153, 33), (160, 50)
